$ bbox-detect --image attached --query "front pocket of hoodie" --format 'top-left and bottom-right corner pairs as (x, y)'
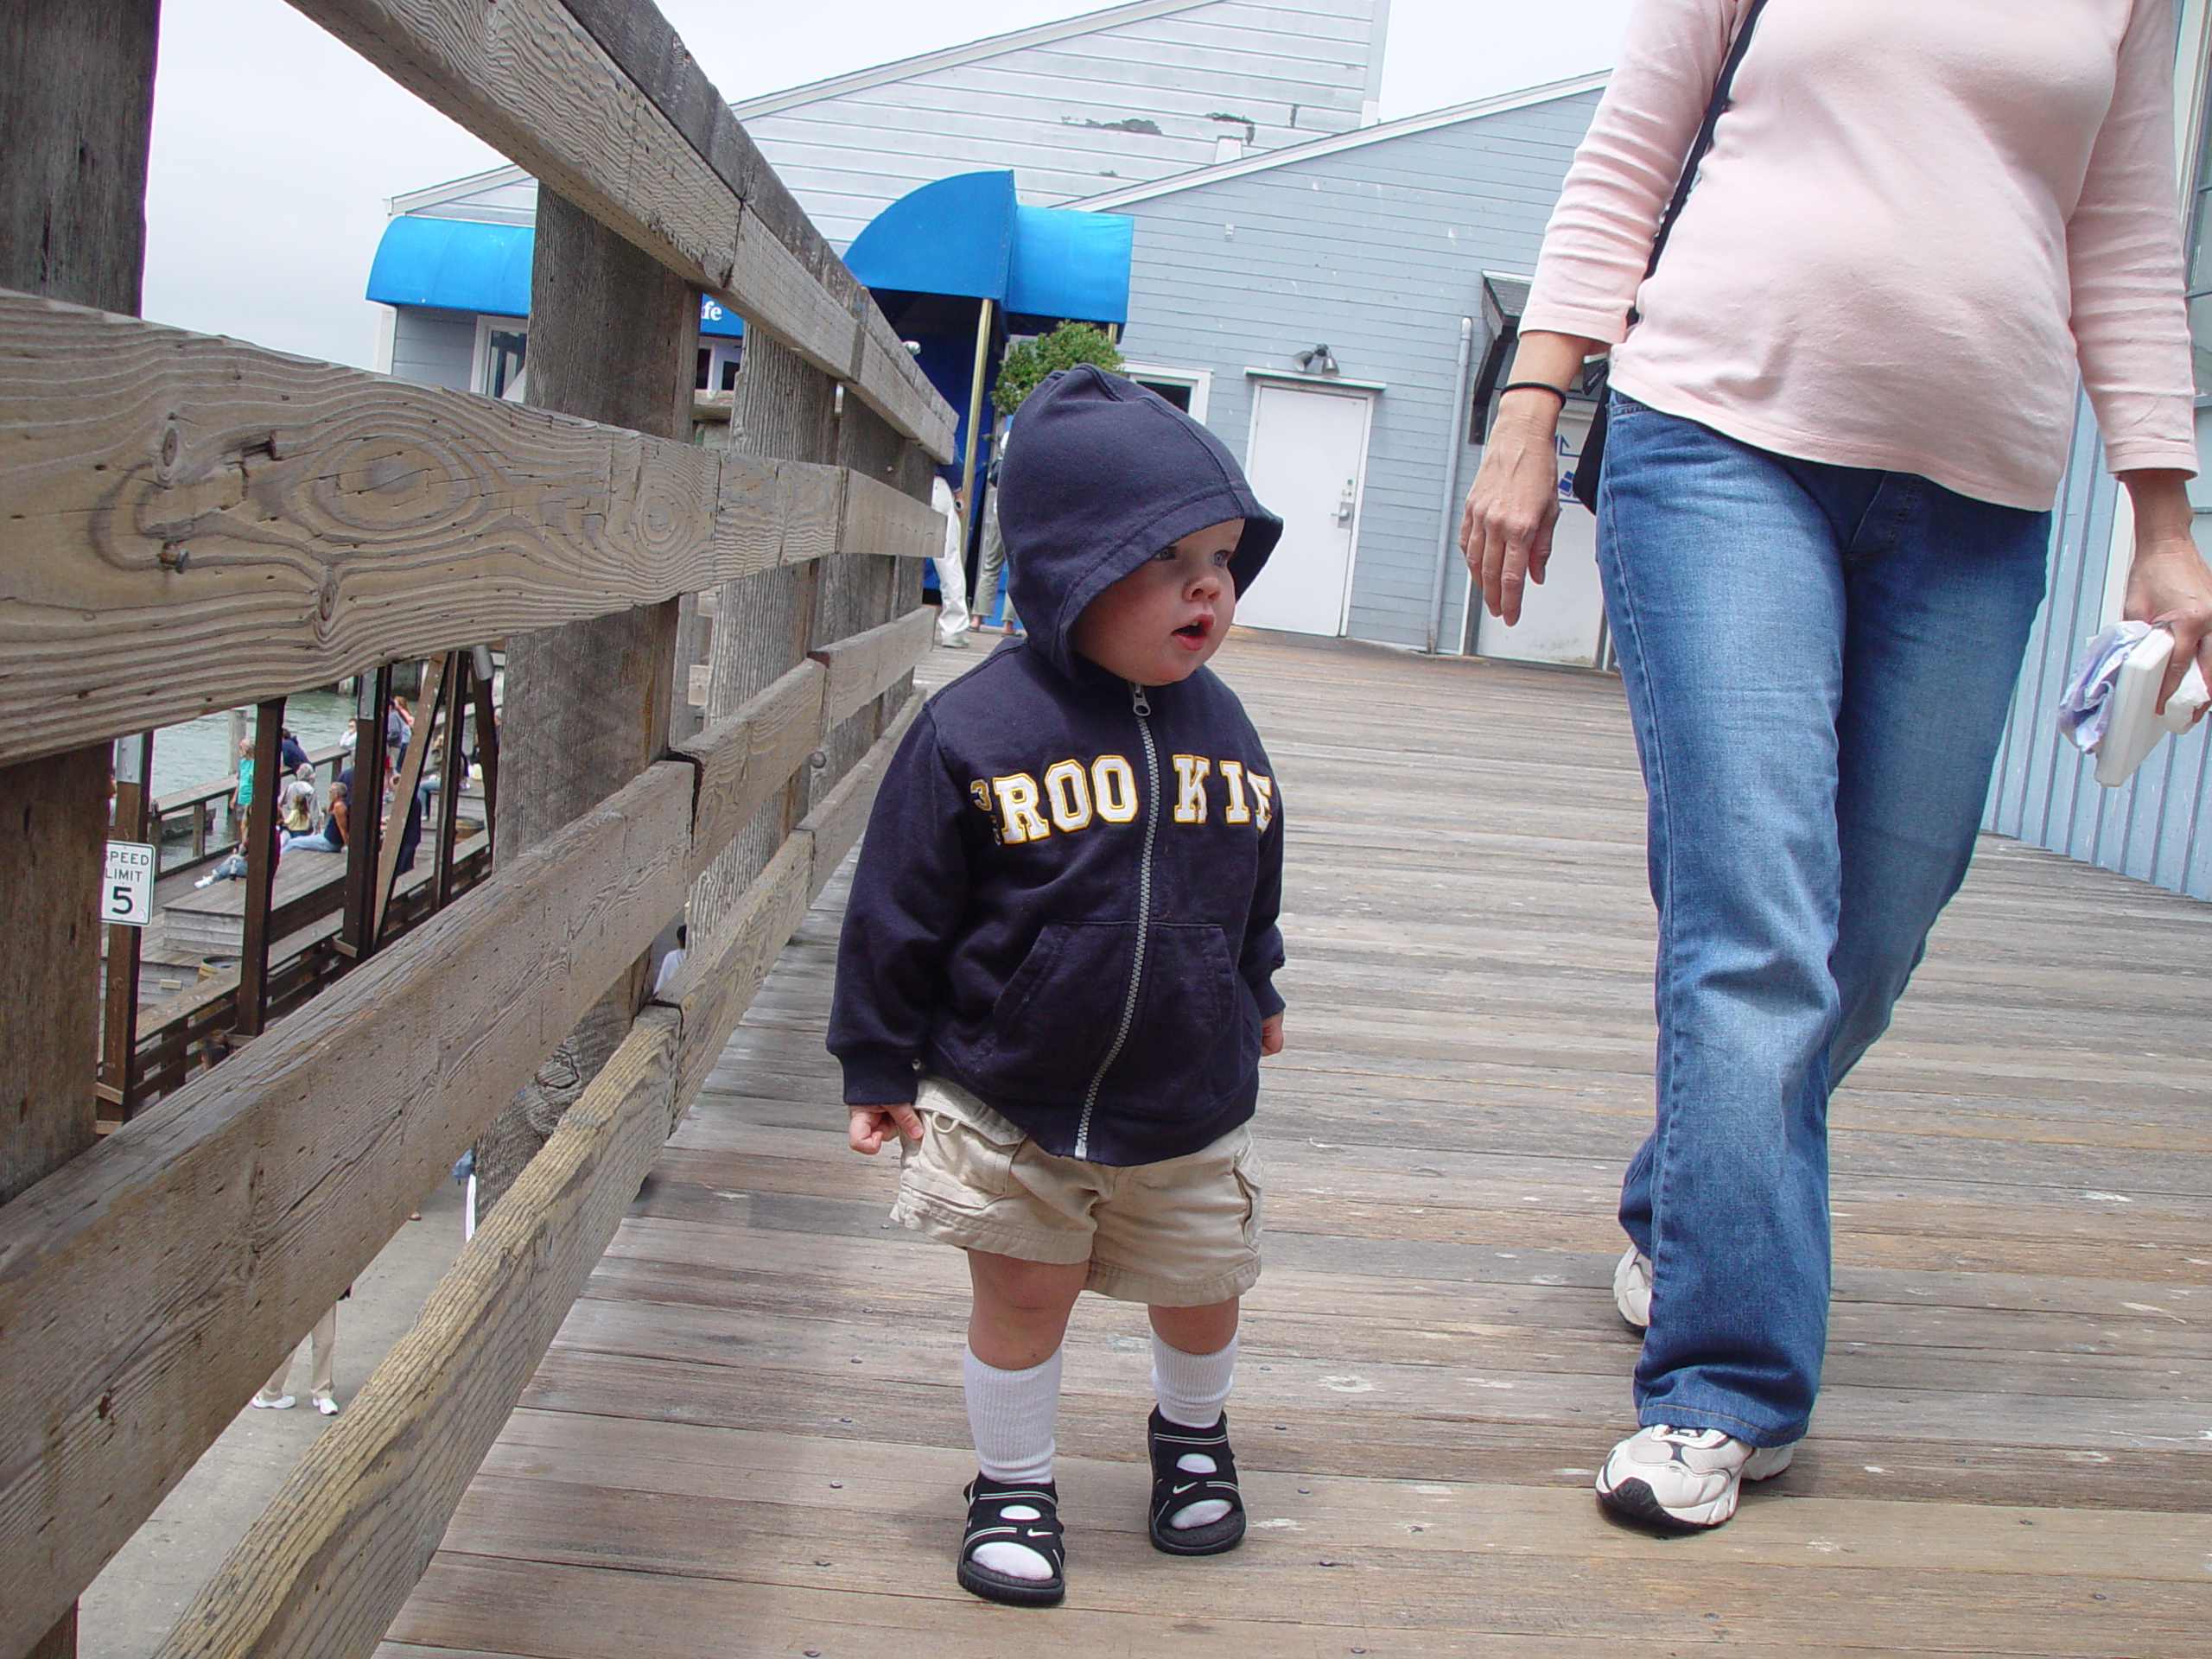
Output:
(976, 921), (1134, 1092)
(1107, 924), (1238, 1095)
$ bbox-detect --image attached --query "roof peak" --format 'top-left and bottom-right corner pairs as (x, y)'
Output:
(728, 0), (1217, 120)
(1067, 71), (1609, 209)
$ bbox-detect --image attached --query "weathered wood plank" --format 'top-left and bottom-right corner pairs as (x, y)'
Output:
(389, 633), (2212, 1659)
(0, 7), (158, 1649)
(839, 467), (943, 563)
(673, 658), (826, 885)
(652, 838), (816, 1107)
(283, 0), (953, 456)
(810, 607), (935, 730)
(155, 1010), (682, 1659)
(0, 290), (868, 766)
(545, 0), (939, 464)
(798, 689), (925, 887)
(656, 683), (919, 1102)
(471, 187), (694, 1217)
(0, 763), (692, 1659)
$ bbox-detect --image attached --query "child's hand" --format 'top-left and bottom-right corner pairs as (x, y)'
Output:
(1261, 1013), (1285, 1057)
(849, 1103), (925, 1154)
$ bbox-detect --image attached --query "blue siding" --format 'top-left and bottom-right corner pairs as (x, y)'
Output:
(1113, 90), (1601, 650)
(1984, 394), (2212, 899)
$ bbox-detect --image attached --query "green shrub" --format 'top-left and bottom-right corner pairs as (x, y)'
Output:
(992, 321), (1124, 417)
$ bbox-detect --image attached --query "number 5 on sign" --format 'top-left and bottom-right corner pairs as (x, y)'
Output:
(104, 840), (156, 927)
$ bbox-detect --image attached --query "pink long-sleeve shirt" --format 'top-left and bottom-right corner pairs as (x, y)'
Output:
(1522, 0), (2199, 510)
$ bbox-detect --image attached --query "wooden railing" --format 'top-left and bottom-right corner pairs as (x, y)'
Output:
(0, 1), (957, 1655)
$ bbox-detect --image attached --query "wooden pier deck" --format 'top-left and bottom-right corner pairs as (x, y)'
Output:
(381, 630), (2212, 1657)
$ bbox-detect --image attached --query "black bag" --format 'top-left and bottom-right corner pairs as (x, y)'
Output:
(1572, 0), (1770, 514)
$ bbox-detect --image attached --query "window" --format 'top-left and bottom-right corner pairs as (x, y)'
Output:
(473, 315), (528, 401)
(1120, 363), (1212, 423)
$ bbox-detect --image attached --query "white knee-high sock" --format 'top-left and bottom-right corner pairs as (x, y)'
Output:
(1152, 1333), (1236, 1428)
(965, 1347), (1061, 1485)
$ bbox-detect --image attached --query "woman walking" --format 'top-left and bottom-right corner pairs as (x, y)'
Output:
(1463, 0), (2212, 1531)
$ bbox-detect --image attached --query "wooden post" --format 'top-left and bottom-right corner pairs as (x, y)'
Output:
(339, 667), (392, 961)
(693, 333), (839, 940)
(473, 188), (696, 1217)
(434, 653), (468, 911)
(2, 4), (161, 1650)
(232, 698), (287, 1040)
(99, 730), (155, 1122)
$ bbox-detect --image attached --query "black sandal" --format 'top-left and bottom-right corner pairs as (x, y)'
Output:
(1147, 1408), (1246, 1555)
(957, 1474), (1066, 1606)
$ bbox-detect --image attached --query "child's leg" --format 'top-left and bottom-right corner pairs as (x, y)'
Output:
(964, 1250), (1086, 1583)
(1148, 1299), (1241, 1530)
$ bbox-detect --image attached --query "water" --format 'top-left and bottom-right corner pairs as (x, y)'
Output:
(149, 690), (358, 800)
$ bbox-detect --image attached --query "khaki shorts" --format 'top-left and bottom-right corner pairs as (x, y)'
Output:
(892, 1077), (1263, 1306)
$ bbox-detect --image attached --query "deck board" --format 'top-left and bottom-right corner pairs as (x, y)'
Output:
(388, 631), (2212, 1656)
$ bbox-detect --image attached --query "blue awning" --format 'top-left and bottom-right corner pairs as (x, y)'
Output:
(367, 215), (742, 335)
(367, 215), (533, 317)
(843, 172), (1131, 327)
(1007, 205), (1131, 328)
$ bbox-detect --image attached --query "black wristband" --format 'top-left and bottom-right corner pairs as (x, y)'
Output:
(1499, 380), (1569, 405)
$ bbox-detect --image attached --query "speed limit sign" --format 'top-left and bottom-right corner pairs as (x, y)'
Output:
(104, 841), (156, 928)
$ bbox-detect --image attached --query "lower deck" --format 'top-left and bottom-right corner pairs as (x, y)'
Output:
(384, 630), (2212, 1656)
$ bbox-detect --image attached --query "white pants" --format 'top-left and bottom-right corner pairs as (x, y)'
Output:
(933, 543), (971, 644)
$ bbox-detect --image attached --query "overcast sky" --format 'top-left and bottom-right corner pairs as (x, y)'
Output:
(143, 0), (1632, 368)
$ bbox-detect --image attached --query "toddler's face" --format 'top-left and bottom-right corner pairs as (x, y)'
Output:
(1071, 518), (1243, 686)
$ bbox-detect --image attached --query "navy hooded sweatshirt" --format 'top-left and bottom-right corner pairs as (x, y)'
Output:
(829, 366), (1287, 1166)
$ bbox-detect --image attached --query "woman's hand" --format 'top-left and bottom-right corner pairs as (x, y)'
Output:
(1462, 397), (1563, 626)
(2119, 469), (2212, 722)
(1260, 1012), (1285, 1057)
(849, 1102), (924, 1154)
(1459, 331), (1598, 626)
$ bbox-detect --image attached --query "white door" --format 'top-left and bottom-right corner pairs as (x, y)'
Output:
(1236, 383), (1372, 636)
(1471, 406), (1608, 666)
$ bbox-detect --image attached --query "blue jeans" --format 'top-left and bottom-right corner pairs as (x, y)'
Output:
(1596, 397), (2050, 1445)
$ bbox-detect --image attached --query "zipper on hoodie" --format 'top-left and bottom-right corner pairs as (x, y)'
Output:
(1072, 681), (1160, 1160)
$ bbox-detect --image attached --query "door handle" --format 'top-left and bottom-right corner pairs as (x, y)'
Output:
(1334, 479), (1356, 524)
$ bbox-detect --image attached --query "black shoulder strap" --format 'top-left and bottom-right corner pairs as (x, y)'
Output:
(1643, 0), (1770, 284)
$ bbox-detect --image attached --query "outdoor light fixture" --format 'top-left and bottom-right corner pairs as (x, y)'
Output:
(1294, 344), (1340, 376)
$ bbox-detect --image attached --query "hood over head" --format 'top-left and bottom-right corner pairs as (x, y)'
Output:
(998, 365), (1282, 681)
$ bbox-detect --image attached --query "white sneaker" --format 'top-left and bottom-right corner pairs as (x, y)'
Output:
(1612, 1245), (1652, 1330)
(314, 1395), (339, 1416)
(1594, 1424), (1796, 1530)
(251, 1394), (295, 1411)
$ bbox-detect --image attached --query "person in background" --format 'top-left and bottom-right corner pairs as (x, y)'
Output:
(283, 772), (347, 853)
(231, 736), (255, 826)
(251, 1293), (346, 1416)
(280, 765), (318, 835)
(1462, 0), (2212, 1534)
(387, 695), (415, 763)
(975, 428), (1021, 637)
(279, 727), (309, 772)
(930, 467), (973, 648)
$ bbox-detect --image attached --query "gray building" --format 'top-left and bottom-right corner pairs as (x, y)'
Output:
(1076, 76), (1604, 657)
(370, 0), (2212, 900)
(390, 0), (1391, 249)
(1981, 0), (2212, 901)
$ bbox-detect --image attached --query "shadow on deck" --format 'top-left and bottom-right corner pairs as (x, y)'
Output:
(381, 631), (2212, 1657)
